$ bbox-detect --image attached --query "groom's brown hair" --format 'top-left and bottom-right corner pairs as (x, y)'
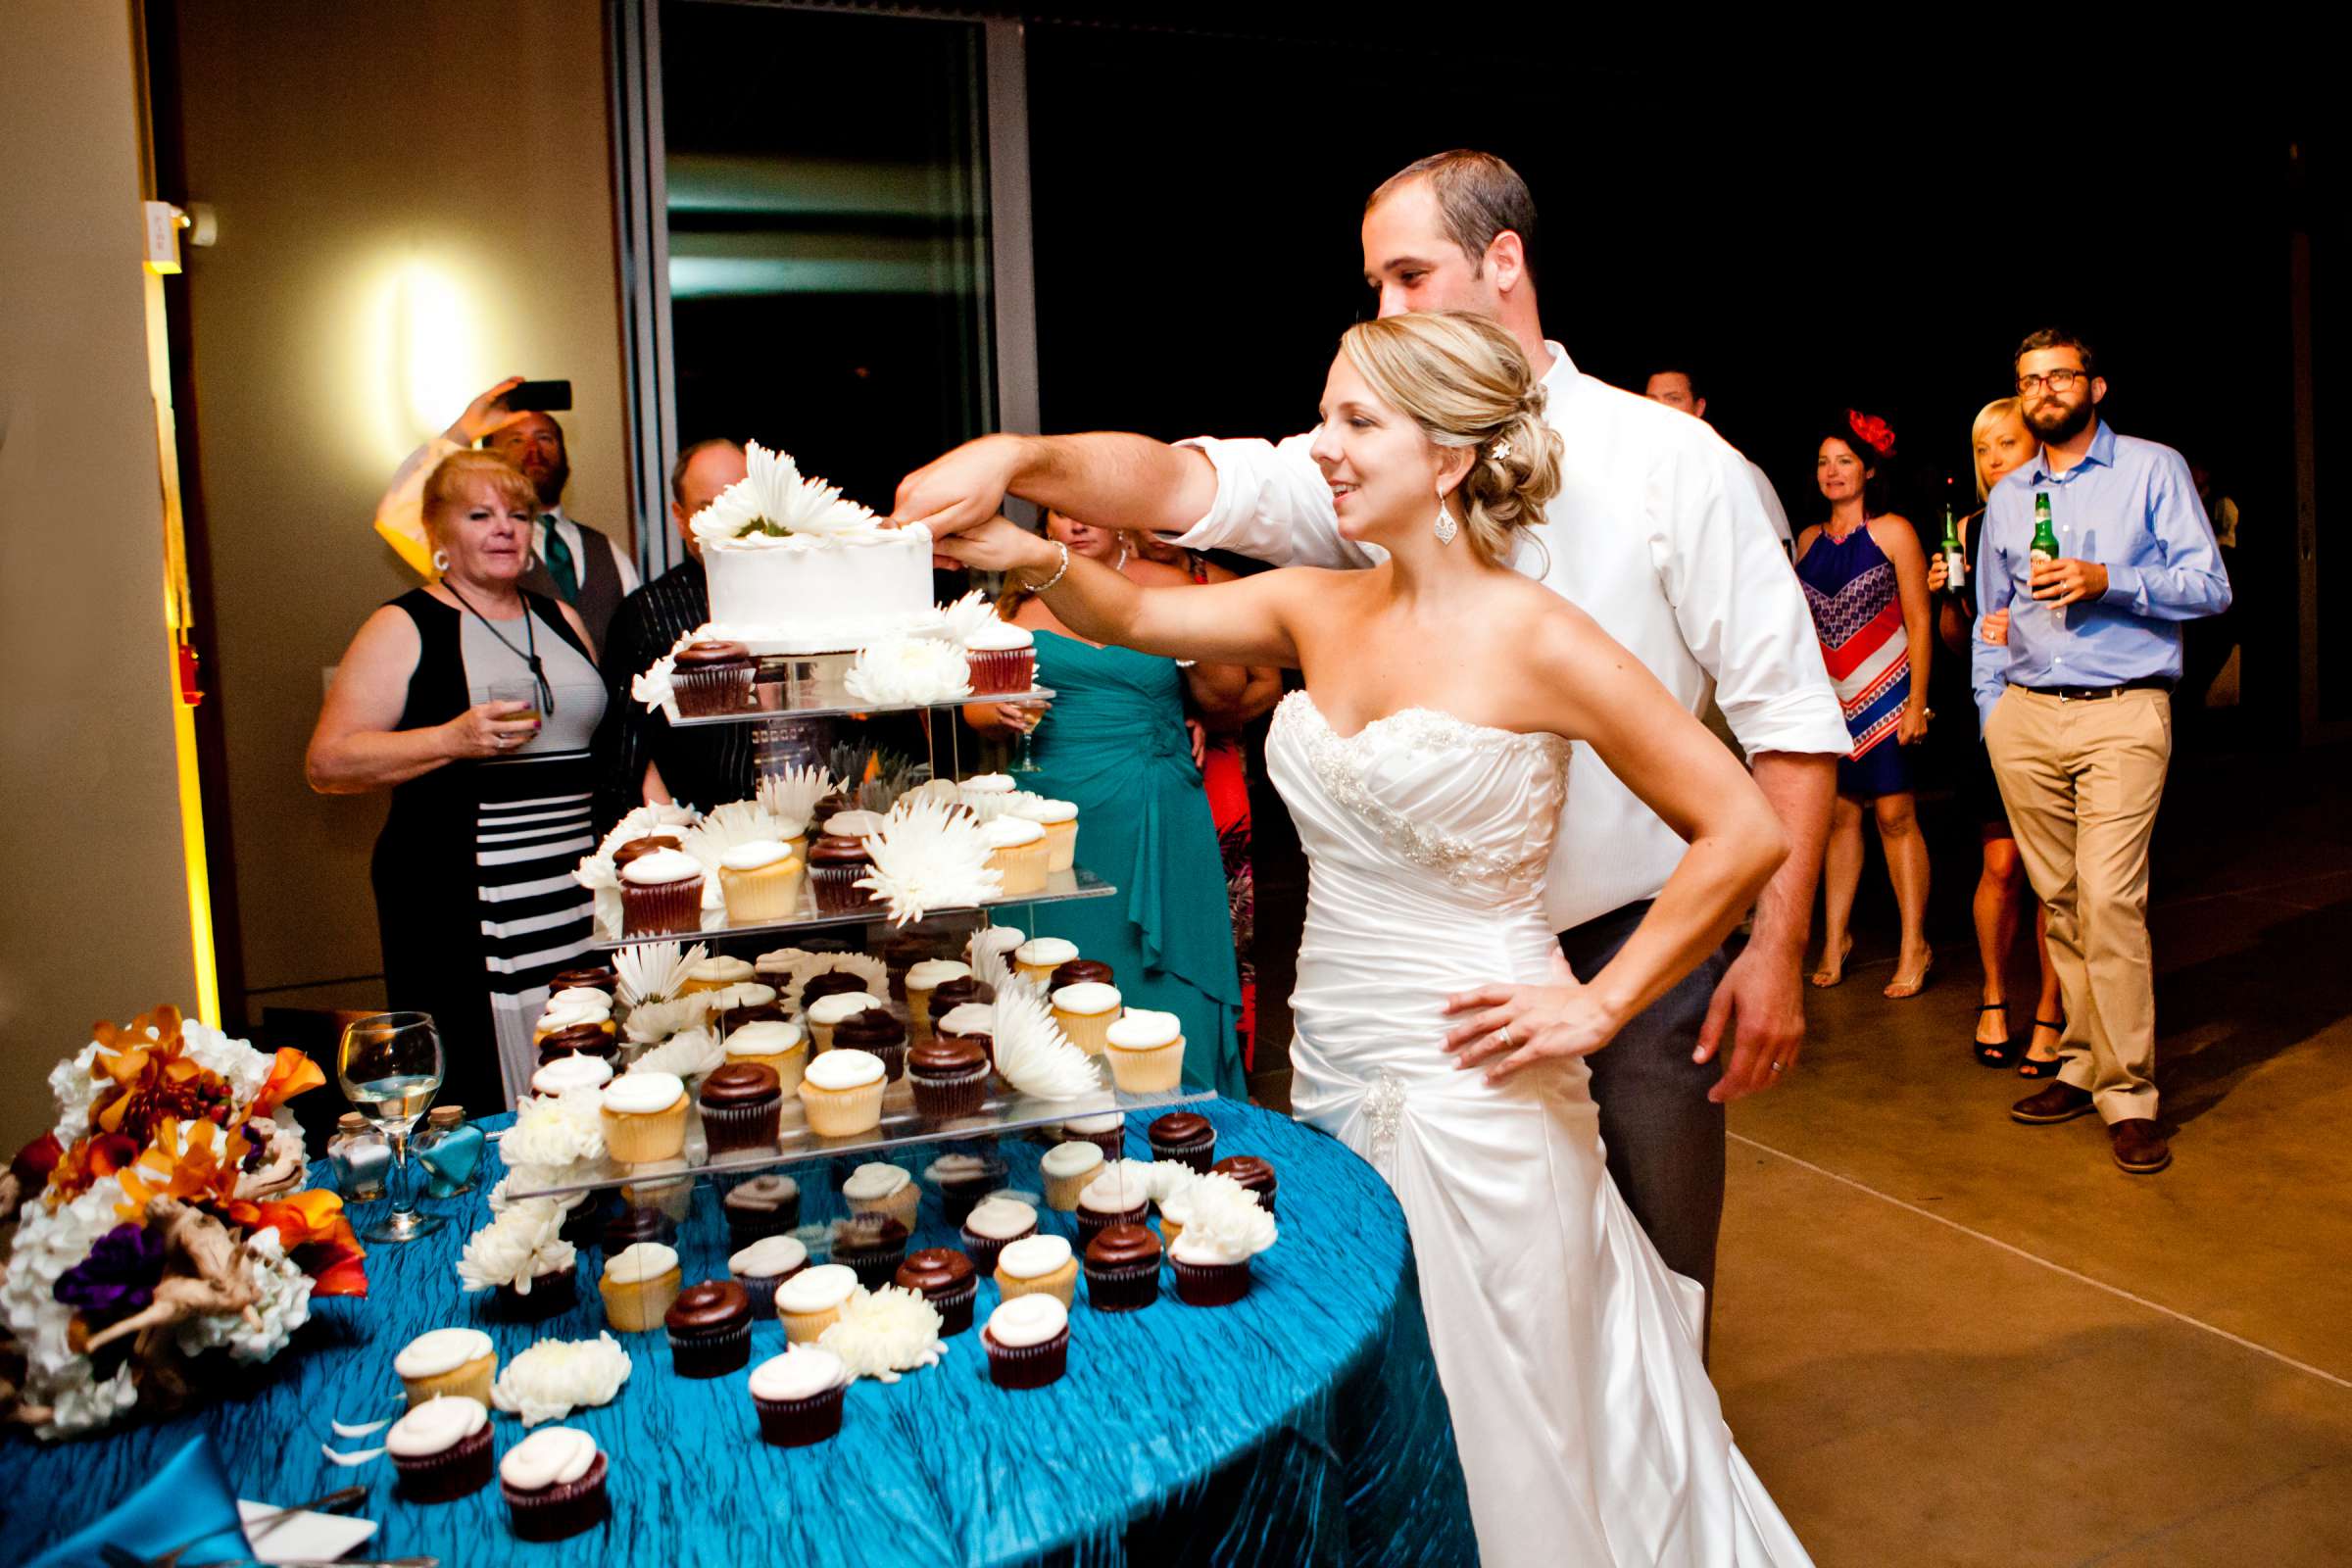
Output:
(1366, 150), (1540, 284)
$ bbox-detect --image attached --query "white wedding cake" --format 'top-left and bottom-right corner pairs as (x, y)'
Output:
(690, 443), (937, 655)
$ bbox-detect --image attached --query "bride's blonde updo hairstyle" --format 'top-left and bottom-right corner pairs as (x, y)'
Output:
(1338, 310), (1564, 568)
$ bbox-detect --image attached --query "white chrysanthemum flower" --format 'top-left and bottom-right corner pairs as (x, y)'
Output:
(615, 940), (710, 1006)
(627, 1026), (723, 1082)
(456, 1200), (576, 1294)
(855, 793), (1000, 926)
(817, 1286), (947, 1384)
(503, 1088), (608, 1167)
(757, 764), (836, 832)
(1175, 1173), (1278, 1258)
(844, 636), (974, 707)
(965, 925), (1026, 991)
(621, 992), (717, 1047)
(690, 442), (878, 548)
(930, 589), (999, 648)
(493, 1333), (633, 1426)
(990, 983), (1102, 1101)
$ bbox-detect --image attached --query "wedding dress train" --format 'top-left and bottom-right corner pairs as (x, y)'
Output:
(1265, 692), (1810, 1567)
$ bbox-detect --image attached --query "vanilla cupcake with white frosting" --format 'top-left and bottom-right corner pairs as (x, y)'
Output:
(1012, 936), (1080, 987)
(1039, 1140), (1106, 1211)
(396, 1327), (496, 1407)
(1103, 1007), (1186, 1093)
(904, 957), (972, 1039)
(843, 1160), (920, 1228)
(598, 1241), (682, 1333)
(717, 838), (804, 924)
(1008, 795), (1080, 871)
(600, 1069), (689, 1162)
(722, 1018), (808, 1089)
(1050, 980), (1123, 1056)
(679, 955), (757, 996)
(980, 816), (1049, 896)
(993, 1232), (1078, 1307)
(796, 1047), (887, 1137)
(775, 1262), (860, 1345)
(804, 990), (883, 1054)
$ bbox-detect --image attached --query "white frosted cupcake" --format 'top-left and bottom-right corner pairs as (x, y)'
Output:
(727, 1233), (809, 1319)
(1039, 1140), (1106, 1211)
(963, 619), (1037, 695)
(904, 958), (972, 1039)
(619, 847), (705, 937)
(396, 1327), (497, 1407)
(388, 1394), (494, 1501)
(532, 996), (613, 1045)
(843, 1161), (920, 1228)
(722, 1019), (808, 1090)
(775, 1262), (860, 1345)
(1050, 981), (1123, 1056)
(823, 808), (889, 842)
(717, 840), (805, 924)
(980, 817), (1049, 897)
(1011, 936), (1079, 986)
(1103, 1007), (1186, 1093)
(1016, 797), (1079, 872)
(530, 1054), (613, 1097)
(680, 956), (757, 996)
(958, 1196), (1039, 1273)
(599, 1070), (689, 1163)
(598, 1242), (682, 1333)
(804, 990), (883, 1054)
(797, 1048), (887, 1137)
(957, 772), (1018, 817)
(992, 1233), (1077, 1307)
(750, 1344), (849, 1446)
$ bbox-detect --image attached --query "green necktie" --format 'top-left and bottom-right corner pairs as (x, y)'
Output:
(540, 515), (580, 604)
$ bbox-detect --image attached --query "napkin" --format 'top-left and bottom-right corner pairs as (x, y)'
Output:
(238, 1496), (379, 1564)
(417, 1123), (485, 1198)
(24, 1434), (249, 1568)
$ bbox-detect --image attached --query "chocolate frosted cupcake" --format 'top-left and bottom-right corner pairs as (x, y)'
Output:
(983, 1294), (1070, 1391)
(1050, 958), (1115, 992)
(728, 1233), (809, 1319)
(1085, 1223), (1163, 1312)
(500, 1426), (609, 1542)
(807, 835), (875, 915)
(388, 1396), (494, 1502)
(924, 1152), (1006, 1225)
(750, 1345), (850, 1447)
(1148, 1111), (1216, 1173)
(619, 847), (706, 937)
(908, 1036), (990, 1119)
(927, 973), (995, 1017)
(602, 1203), (674, 1254)
(798, 967), (871, 1008)
(698, 1061), (783, 1154)
(894, 1248), (979, 1336)
(1075, 1170), (1151, 1250)
(958, 1196), (1038, 1274)
(536, 1023), (618, 1066)
(1211, 1155), (1278, 1216)
(609, 834), (682, 871)
(932, 1004), (996, 1071)
(722, 1174), (801, 1247)
(664, 1279), (753, 1377)
(830, 1214), (910, 1290)
(832, 1004), (908, 1082)
(673, 639), (757, 716)
(550, 963), (620, 996)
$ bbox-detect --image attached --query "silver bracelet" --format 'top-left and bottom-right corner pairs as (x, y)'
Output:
(1025, 540), (1072, 594)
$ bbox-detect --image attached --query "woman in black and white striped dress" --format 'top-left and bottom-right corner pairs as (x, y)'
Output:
(309, 451), (609, 1114)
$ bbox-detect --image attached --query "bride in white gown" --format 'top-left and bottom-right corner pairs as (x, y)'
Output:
(927, 311), (1812, 1566)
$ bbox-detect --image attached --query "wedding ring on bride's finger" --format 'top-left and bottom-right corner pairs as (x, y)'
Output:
(1496, 1025), (1513, 1051)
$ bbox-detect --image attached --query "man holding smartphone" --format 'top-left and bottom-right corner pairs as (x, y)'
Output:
(372, 375), (639, 647)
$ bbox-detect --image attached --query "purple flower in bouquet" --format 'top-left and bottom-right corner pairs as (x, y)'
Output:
(54, 1222), (168, 1316)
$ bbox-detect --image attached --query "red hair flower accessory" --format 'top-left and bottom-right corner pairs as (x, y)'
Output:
(1846, 410), (1896, 460)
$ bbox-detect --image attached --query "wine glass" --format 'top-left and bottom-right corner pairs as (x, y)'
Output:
(337, 1011), (447, 1243)
(1011, 701), (1045, 774)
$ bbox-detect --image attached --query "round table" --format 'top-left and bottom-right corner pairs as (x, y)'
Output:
(10, 1098), (1473, 1566)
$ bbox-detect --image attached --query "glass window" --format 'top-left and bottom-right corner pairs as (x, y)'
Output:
(661, 2), (996, 511)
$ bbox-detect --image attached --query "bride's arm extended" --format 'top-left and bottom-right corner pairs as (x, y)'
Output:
(1443, 607), (1789, 1083)
(933, 517), (1304, 668)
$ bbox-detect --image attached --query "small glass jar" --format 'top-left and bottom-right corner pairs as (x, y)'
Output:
(328, 1112), (391, 1202)
(414, 1104), (482, 1198)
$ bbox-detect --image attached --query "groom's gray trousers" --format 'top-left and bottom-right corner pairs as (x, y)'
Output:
(1561, 899), (1730, 1322)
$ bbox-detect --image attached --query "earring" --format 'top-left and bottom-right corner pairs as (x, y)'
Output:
(1434, 490), (1458, 545)
(431, 548), (451, 573)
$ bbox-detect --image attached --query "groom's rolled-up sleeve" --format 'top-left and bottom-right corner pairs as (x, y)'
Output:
(1165, 432), (1379, 570)
(1655, 435), (1850, 758)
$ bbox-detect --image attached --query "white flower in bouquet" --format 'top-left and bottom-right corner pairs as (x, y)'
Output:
(855, 792), (1001, 926)
(690, 442), (877, 548)
(989, 982), (1102, 1102)
(456, 1200), (577, 1295)
(844, 636), (973, 707)
(615, 939), (710, 1006)
(0, 1174), (138, 1437)
(756, 763), (836, 831)
(172, 1227), (314, 1364)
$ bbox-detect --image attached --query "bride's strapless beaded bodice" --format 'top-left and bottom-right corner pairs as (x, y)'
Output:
(1267, 690), (1571, 909)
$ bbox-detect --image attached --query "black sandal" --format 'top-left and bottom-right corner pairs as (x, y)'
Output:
(1972, 1004), (2018, 1067)
(2017, 1018), (2067, 1078)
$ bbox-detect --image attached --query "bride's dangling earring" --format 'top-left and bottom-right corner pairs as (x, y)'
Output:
(1434, 485), (1458, 545)
(431, 548), (451, 573)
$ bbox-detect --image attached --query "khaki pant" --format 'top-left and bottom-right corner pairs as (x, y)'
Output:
(1984, 686), (2172, 1122)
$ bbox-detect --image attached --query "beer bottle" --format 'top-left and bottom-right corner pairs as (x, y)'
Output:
(2030, 492), (2064, 630)
(1940, 480), (1966, 594)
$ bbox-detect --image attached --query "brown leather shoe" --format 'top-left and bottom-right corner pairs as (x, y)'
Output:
(2011, 1081), (2096, 1125)
(2110, 1118), (2173, 1174)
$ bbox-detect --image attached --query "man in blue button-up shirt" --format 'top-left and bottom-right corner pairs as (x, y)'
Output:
(1973, 328), (2230, 1175)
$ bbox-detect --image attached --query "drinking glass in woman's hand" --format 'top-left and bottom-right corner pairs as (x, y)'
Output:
(992, 699), (1049, 733)
(449, 700), (542, 758)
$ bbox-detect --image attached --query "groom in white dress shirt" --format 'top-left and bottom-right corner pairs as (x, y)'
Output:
(896, 151), (1849, 1315)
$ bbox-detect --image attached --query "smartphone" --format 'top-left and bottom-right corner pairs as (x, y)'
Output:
(504, 379), (572, 413)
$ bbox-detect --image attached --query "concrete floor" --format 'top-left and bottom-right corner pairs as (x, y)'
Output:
(1250, 742), (2352, 1565)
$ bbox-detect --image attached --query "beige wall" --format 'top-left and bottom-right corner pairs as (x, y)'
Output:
(171, 0), (629, 1015)
(0, 4), (202, 1154)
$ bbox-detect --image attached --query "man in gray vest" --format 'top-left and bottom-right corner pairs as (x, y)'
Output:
(372, 376), (639, 647)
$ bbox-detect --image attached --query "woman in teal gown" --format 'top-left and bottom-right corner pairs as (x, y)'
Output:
(964, 514), (1250, 1098)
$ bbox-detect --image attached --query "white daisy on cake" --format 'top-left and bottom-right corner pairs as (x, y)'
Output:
(691, 441), (878, 546)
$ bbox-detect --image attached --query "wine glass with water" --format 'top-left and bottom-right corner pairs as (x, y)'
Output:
(337, 1011), (446, 1243)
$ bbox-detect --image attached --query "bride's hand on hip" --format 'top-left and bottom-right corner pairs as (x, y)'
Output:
(1443, 951), (1624, 1084)
(933, 516), (1057, 578)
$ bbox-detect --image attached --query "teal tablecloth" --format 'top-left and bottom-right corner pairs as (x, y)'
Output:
(5, 1099), (1472, 1566)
